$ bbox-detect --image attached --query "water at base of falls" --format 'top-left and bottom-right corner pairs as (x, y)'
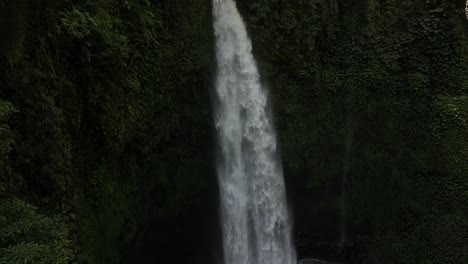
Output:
(212, 0), (296, 264)
(298, 259), (342, 264)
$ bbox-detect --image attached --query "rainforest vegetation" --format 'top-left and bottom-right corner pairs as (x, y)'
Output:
(0, 0), (467, 263)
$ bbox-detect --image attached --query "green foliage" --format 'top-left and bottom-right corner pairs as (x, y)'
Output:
(0, 199), (74, 263)
(0, 101), (17, 196)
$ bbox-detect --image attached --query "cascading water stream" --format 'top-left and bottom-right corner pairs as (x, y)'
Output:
(212, 1), (296, 264)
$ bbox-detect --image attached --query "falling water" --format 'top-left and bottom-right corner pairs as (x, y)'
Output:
(212, 1), (296, 264)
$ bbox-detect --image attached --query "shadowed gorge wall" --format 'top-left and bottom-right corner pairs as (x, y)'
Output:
(1, 0), (216, 263)
(236, 0), (467, 263)
(0, 0), (467, 263)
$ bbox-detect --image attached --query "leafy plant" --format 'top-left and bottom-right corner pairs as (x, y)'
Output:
(0, 199), (74, 263)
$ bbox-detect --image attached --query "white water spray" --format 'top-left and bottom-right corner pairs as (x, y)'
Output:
(212, 1), (296, 264)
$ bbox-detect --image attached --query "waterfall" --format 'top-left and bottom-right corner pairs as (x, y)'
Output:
(465, 0), (468, 20)
(212, 1), (296, 264)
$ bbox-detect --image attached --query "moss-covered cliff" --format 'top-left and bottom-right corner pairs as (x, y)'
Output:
(1, 0), (215, 263)
(238, 0), (467, 263)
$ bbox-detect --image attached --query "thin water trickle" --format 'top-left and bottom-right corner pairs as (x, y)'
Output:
(212, 1), (296, 264)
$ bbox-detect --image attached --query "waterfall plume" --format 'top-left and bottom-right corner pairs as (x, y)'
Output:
(212, 1), (297, 263)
